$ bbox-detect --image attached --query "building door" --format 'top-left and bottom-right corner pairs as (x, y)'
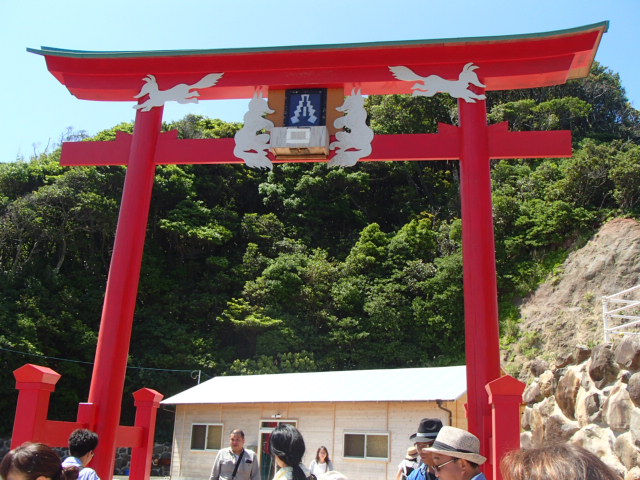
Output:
(258, 420), (297, 480)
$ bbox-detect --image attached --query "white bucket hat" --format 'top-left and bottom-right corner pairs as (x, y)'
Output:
(422, 426), (487, 465)
(318, 472), (348, 480)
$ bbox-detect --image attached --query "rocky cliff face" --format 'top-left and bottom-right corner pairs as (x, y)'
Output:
(520, 338), (640, 480)
(504, 218), (640, 480)
(504, 218), (640, 378)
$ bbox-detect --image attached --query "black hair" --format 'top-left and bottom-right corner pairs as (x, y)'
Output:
(0, 443), (79, 480)
(68, 429), (99, 458)
(230, 429), (245, 439)
(270, 424), (306, 480)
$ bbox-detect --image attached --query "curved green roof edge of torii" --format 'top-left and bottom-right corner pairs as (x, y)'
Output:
(27, 20), (609, 59)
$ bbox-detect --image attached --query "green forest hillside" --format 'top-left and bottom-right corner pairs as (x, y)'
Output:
(1, 63), (639, 440)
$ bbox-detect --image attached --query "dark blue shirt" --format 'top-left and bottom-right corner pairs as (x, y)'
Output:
(406, 463), (437, 480)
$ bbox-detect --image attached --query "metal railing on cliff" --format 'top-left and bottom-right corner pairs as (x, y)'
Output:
(603, 284), (640, 342)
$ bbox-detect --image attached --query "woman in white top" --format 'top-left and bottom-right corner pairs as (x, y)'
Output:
(309, 446), (333, 477)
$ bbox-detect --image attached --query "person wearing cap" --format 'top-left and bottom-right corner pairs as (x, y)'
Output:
(395, 446), (419, 480)
(422, 426), (486, 480)
(407, 418), (443, 480)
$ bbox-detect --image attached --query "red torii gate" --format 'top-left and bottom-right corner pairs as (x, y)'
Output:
(21, 21), (607, 480)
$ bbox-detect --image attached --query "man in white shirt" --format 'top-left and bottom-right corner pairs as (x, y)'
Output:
(210, 429), (261, 480)
(61, 429), (100, 480)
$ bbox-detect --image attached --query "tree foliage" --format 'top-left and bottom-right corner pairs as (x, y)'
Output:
(0, 63), (639, 439)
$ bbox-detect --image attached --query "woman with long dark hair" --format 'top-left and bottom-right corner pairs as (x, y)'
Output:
(0, 443), (79, 480)
(309, 446), (333, 478)
(270, 424), (308, 480)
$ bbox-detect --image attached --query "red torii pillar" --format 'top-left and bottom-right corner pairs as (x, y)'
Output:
(86, 105), (164, 478)
(459, 96), (501, 465)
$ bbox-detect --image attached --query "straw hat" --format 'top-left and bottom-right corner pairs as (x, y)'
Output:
(422, 426), (487, 465)
(405, 446), (418, 460)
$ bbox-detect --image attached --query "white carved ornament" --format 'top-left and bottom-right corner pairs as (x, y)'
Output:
(233, 92), (275, 171)
(328, 89), (374, 168)
(388, 63), (486, 103)
(133, 73), (224, 112)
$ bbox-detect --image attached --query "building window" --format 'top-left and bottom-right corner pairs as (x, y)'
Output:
(191, 424), (223, 451)
(344, 432), (389, 460)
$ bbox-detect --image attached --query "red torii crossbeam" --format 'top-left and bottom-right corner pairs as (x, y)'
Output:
(60, 122), (570, 166)
(24, 21), (607, 480)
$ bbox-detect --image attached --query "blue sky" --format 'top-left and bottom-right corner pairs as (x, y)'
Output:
(1, 0), (638, 162)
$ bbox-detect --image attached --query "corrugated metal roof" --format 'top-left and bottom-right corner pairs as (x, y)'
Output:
(162, 366), (466, 405)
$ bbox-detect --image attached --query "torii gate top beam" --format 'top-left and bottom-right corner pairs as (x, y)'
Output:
(28, 21), (607, 101)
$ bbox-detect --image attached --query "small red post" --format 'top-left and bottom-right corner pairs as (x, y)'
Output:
(77, 403), (96, 428)
(458, 95), (502, 480)
(129, 388), (164, 480)
(11, 364), (61, 448)
(486, 375), (526, 480)
(87, 105), (164, 480)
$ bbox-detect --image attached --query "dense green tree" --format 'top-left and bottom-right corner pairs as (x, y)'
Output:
(0, 61), (639, 439)
(487, 62), (640, 142)
(610, 143), (640, 211)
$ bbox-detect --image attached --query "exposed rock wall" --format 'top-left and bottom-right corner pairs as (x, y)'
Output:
(521, 337), (640, 480)
(505, 218), (640, 379)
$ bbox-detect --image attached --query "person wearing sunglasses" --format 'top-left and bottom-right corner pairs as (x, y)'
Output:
(407, 418), (443, 480)
(422, 427), (486, 480)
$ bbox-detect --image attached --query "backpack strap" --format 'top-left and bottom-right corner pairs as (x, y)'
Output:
(231, 450), (245, 479)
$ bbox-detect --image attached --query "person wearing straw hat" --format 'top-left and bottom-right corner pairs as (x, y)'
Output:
(395, 446), (420, 480)
(422, 427), (486, 480)
(407, 418), (443, 480)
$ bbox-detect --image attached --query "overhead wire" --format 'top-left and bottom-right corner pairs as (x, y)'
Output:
(0, 344), (199, 373)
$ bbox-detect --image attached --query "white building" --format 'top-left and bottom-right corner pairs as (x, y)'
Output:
(162, 366), (467, 480)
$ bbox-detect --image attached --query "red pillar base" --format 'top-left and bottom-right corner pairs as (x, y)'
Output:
(11, 364), (163, 480)
(130, 389), (164, 480)
(486, 375), (526, 480)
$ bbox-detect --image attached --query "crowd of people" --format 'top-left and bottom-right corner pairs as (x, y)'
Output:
(392, 418), (621, 480)
(0, 423), (623, 480)
(208, 425), (343, 480)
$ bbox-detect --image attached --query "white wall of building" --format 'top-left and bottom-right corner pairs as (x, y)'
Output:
(169, 398), (466, 480)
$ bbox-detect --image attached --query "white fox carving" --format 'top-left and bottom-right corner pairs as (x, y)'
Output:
(389, 63), (486, 103)
(328, 89), (374, 168)
(133, 73), (223, 112)
(234, 92), (275, 171)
